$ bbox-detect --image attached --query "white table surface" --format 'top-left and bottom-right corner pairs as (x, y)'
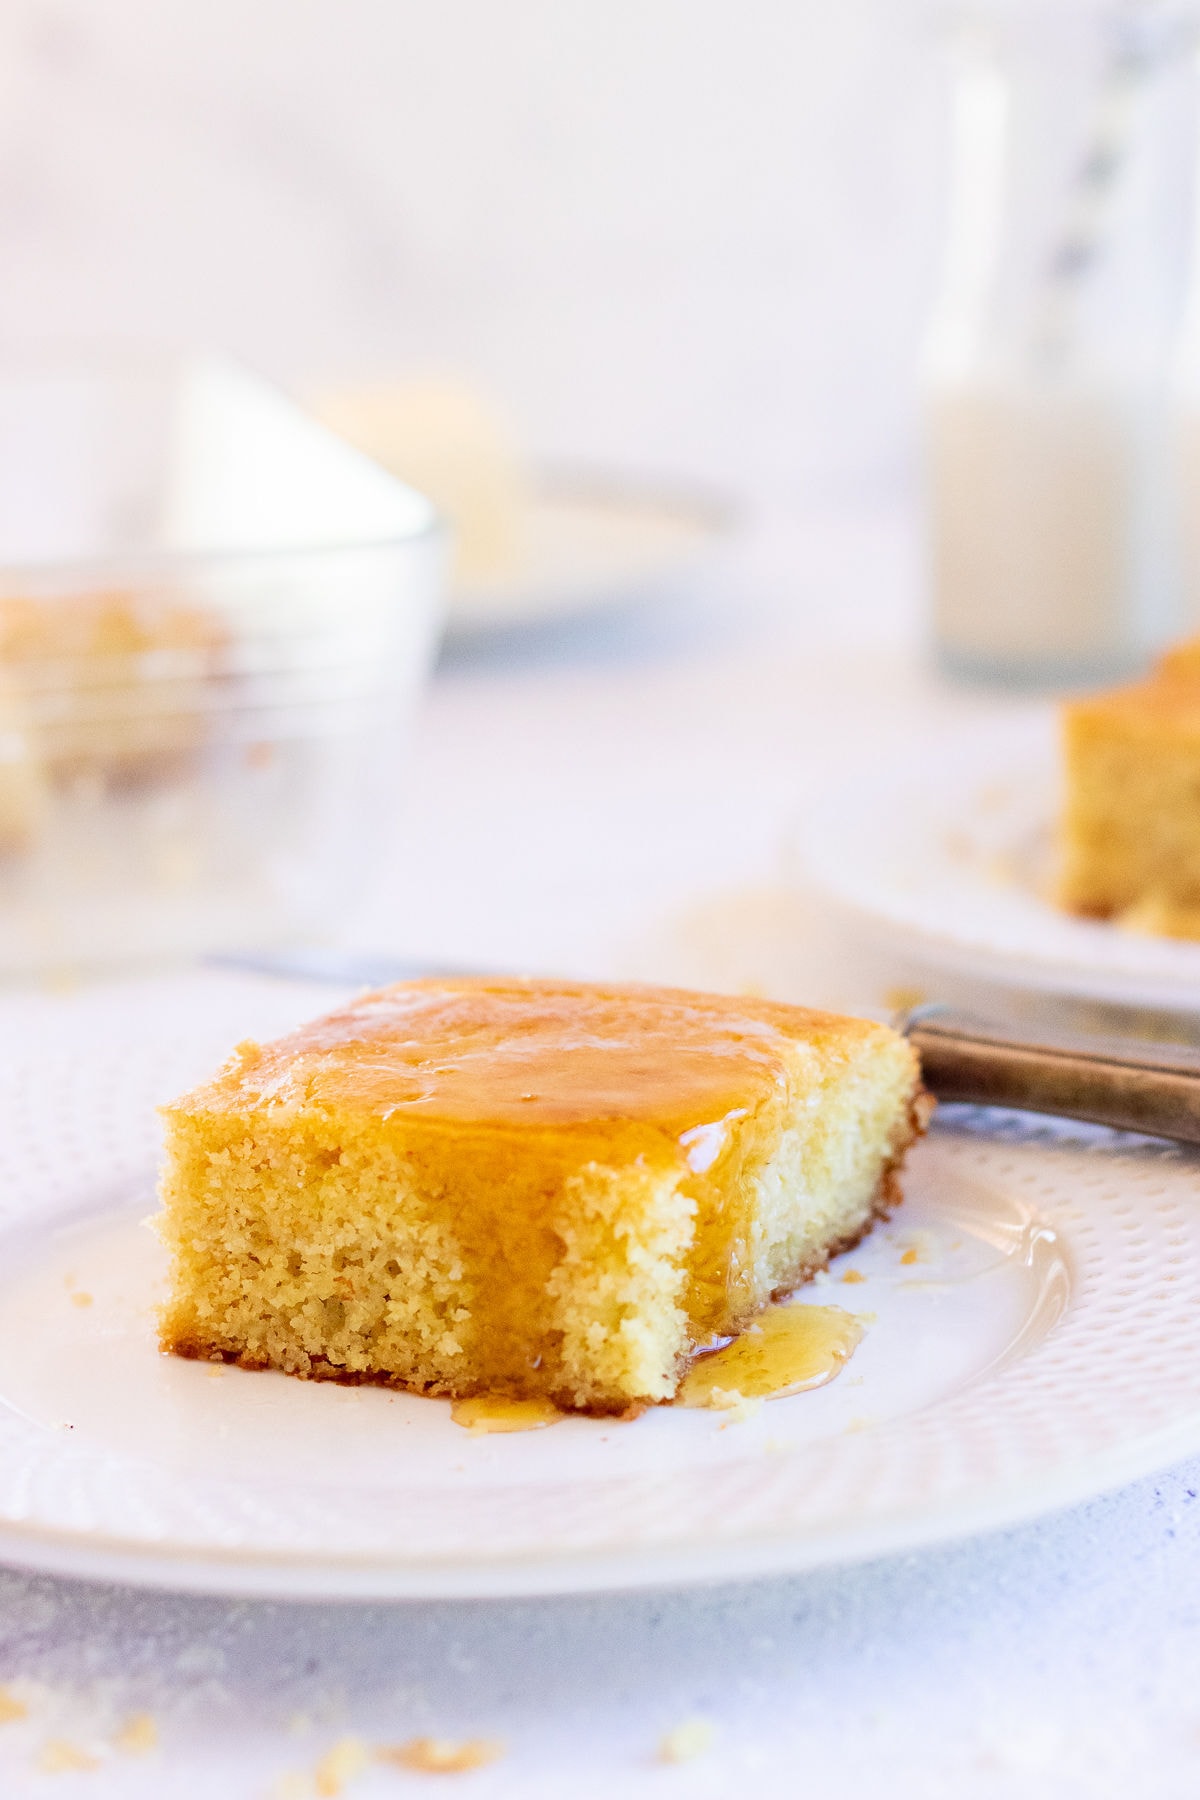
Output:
(1, 501), (1196, 1800)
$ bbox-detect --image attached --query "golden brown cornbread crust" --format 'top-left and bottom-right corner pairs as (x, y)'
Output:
(158, 977), (929, 1412)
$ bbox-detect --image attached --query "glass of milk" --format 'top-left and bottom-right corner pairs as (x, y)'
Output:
(924, 0), (1194, 685)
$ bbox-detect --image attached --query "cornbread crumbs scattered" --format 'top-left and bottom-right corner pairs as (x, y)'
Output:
(840, 1268), (866, 1284)
(39, 1739), (101, 1773)
(711, 1390), (763, 1425)
(659, 1718), (715, 1763)
(69, 1291), (93, 1309)
(883, 985), (927, 1015)
(379, 1736), (506, 1773)
(115, 1713), (157, 1755)
(897, 1229), (937, 1266)
(314, 1735), (368, 1795)
(0, 1686), (27, 1723)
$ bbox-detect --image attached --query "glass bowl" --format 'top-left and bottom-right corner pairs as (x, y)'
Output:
(0, 355), (445, 976)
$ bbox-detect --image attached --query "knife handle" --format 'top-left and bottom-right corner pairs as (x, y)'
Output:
(899, 1005), (1200, 1146)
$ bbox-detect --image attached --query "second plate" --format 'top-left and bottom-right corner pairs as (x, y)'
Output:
(797, 712), (1200, 1014)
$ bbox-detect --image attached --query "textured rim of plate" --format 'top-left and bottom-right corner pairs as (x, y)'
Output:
(796, 711), (1200, 1013)
(2, 975), (1200, 1599)
(2, 1397), (1200, 1600)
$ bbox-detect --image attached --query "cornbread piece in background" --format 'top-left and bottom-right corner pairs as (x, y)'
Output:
(1154, 636), (1200, 681)
(158, 977), (927, 1414)
(0, 589), (226, 787)
(1060, 671), (1200, 938)
(313, 380), (528, 585)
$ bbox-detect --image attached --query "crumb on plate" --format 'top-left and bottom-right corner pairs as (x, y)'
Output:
(708, 1389), (763, 1425)
(883, 985), (927, 1014)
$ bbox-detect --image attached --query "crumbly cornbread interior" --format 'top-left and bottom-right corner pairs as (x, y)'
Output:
(1060, 645), (1200, 939)
(158, 978), (926, 1412)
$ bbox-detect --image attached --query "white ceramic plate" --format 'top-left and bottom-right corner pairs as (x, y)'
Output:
(1, 969), (1199, 1600)
(448, 472), (734, 633)
(798, 711), (1200, 1014)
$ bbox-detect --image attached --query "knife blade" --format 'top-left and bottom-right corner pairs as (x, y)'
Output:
(899, 1003), (1200, 1145)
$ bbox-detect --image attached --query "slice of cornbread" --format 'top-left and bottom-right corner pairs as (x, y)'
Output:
(158, 978), (928, 1412)
(1060, 671), (1200, 937)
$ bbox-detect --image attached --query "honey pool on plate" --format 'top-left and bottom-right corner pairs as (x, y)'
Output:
(678, 1303), (864, 1408)
(447, 1302), (867, 1431)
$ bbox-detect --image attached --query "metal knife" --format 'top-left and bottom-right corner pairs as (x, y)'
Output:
(900, 1004), (1200, 1146)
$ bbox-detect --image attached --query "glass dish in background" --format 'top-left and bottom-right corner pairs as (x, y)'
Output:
(0, 355), (445, 976)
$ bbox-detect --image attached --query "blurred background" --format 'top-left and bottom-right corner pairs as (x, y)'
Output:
(2, 0), (1198, 1001)
(0, 0), (942, 504)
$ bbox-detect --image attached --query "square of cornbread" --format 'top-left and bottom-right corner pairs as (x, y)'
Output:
(158, 978), (927, 1412)
(1060, 665), (1200, 938)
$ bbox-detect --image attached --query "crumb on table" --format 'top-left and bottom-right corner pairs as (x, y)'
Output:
(0, 1686), (27, 1724)
(659, 1718), (716, 1763)
(115, 1712), (157, 1755)
(314, 1736), (369, 1796)
(39, 1739), (101, 1773)
(268, 1773), (311, 1800)
(378, 1736), (506, 1773)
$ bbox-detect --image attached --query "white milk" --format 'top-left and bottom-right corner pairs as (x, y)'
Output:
(926, 374), (1157, 678)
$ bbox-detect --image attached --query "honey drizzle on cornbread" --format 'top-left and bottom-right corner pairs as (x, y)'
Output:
(450, 1304), (865, 1428)
(211, 979), (836, 1350)
(231, 979), (793, 1127)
